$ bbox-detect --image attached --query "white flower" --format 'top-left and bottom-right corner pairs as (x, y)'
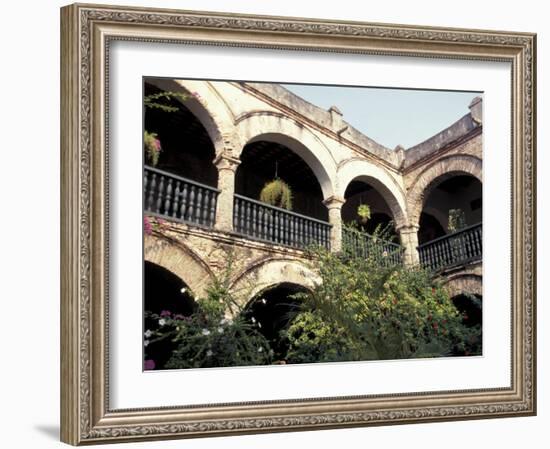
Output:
(201, 328), (211, 336)
(257, 322), (262, 328)
(144, 340), (150, 347)
(260, 298), (267, 305)
(251, 317), (256, 324)
(180, 287), (187, 294)
(257, 347), (263, 353)
(382, 250), (388, 257)
(217, 327), (224, 334)
(144, 329), (152, 338)
(158, 319), (166, 326)
(206, 349), (213, 357)
(219, 318), (228, 325)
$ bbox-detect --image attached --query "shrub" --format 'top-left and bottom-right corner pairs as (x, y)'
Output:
(144, 256), (272, 369)
(283, 227), (480, 364)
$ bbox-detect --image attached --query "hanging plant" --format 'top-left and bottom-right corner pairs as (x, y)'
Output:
(357, 203), (371, 224)
(260, 179), (293, 211)
(448, 208), (467, 233)
(144, 130), (162, 166)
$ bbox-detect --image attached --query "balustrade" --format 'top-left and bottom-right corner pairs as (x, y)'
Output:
(144, 166), (219, 228)
(418, 223), (482, 271)
(342, 228), (404, 265)
(233, 194), (331, 249)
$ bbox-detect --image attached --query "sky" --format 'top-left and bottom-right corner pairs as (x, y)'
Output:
(282, 83), (480, 149)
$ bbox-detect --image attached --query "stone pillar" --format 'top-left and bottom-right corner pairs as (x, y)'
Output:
(213, 152), (241, 232)
(398, 225), (420, 266)
(323, 196), (346, 252)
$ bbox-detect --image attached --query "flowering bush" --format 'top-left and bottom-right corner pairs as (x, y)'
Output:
(283, 231), (481, 364)
(144, 260), (272, 369)
(143, 215), (168, 236)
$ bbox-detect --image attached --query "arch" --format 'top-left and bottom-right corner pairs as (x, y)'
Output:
(145, 78), (236, 155)
(443, 273), (483, 298)
(337, 158), (409, 230)
(407, 155), (482, 226)
(235, 112), (336, 199)
(144, 234), (214, 298)
(230, 257), (319, 309)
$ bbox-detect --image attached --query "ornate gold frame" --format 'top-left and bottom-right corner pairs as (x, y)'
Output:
(60, 3), (536, 445)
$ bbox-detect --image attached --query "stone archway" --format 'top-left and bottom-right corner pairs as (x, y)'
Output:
(407, 155), (482, 227)
(230, 257), (319, 309)
(146, 78), (237, 156)
(144, 234), (214, 298)
(337, 158), (409, 231)
(235, 112), (337, 200)
(443, 273), (483, 299)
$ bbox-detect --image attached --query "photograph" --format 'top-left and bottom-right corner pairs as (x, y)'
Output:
(57, 3), (537, 444)
(142, 78), (483, 371)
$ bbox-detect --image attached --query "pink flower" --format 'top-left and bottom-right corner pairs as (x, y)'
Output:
(144, 216), (153, 235)
(152, 137), (161, 152)
(160, 310), (171, 317)
(144, 359), (156, 370)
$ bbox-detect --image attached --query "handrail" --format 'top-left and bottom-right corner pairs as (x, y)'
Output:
(145, 165), (220, 193)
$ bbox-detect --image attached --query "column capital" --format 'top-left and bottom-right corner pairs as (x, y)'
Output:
(214, 152), (241, 171)
(322, 195), (346, 209)
(396, 223), (419, 233)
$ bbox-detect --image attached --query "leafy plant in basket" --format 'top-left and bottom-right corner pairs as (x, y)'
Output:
(260, 178), (293, 211)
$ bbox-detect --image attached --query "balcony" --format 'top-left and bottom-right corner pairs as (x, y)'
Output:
(418, 223), (482, 271)
(144, 166), (220, 228)
(233, 194), (332, 249)
(343, 228), (404, 265)
(144, 168), (482, 271)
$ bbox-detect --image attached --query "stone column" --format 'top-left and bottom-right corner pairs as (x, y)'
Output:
(213, 152), (241, 232)
(323, 196), (346, 252)
(398, 225), (420, 266)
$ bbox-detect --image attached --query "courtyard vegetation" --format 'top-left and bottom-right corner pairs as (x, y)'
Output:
(143, 223), (481, 370)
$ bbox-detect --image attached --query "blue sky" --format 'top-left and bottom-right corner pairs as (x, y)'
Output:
(282, 84), (480, 149)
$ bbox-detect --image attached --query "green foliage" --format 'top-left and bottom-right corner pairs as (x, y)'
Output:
(283, 227), (480, 364)
(143, 91), (190, 113)
(144, 131), (161, 166)
(144, 255), (272, 369)
(448, 208), (467, 233)
(259, 179), (293, 210)
(357, 204), (371, 223)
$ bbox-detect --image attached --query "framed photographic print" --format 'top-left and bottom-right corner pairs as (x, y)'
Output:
(60, 3), (537, 445)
